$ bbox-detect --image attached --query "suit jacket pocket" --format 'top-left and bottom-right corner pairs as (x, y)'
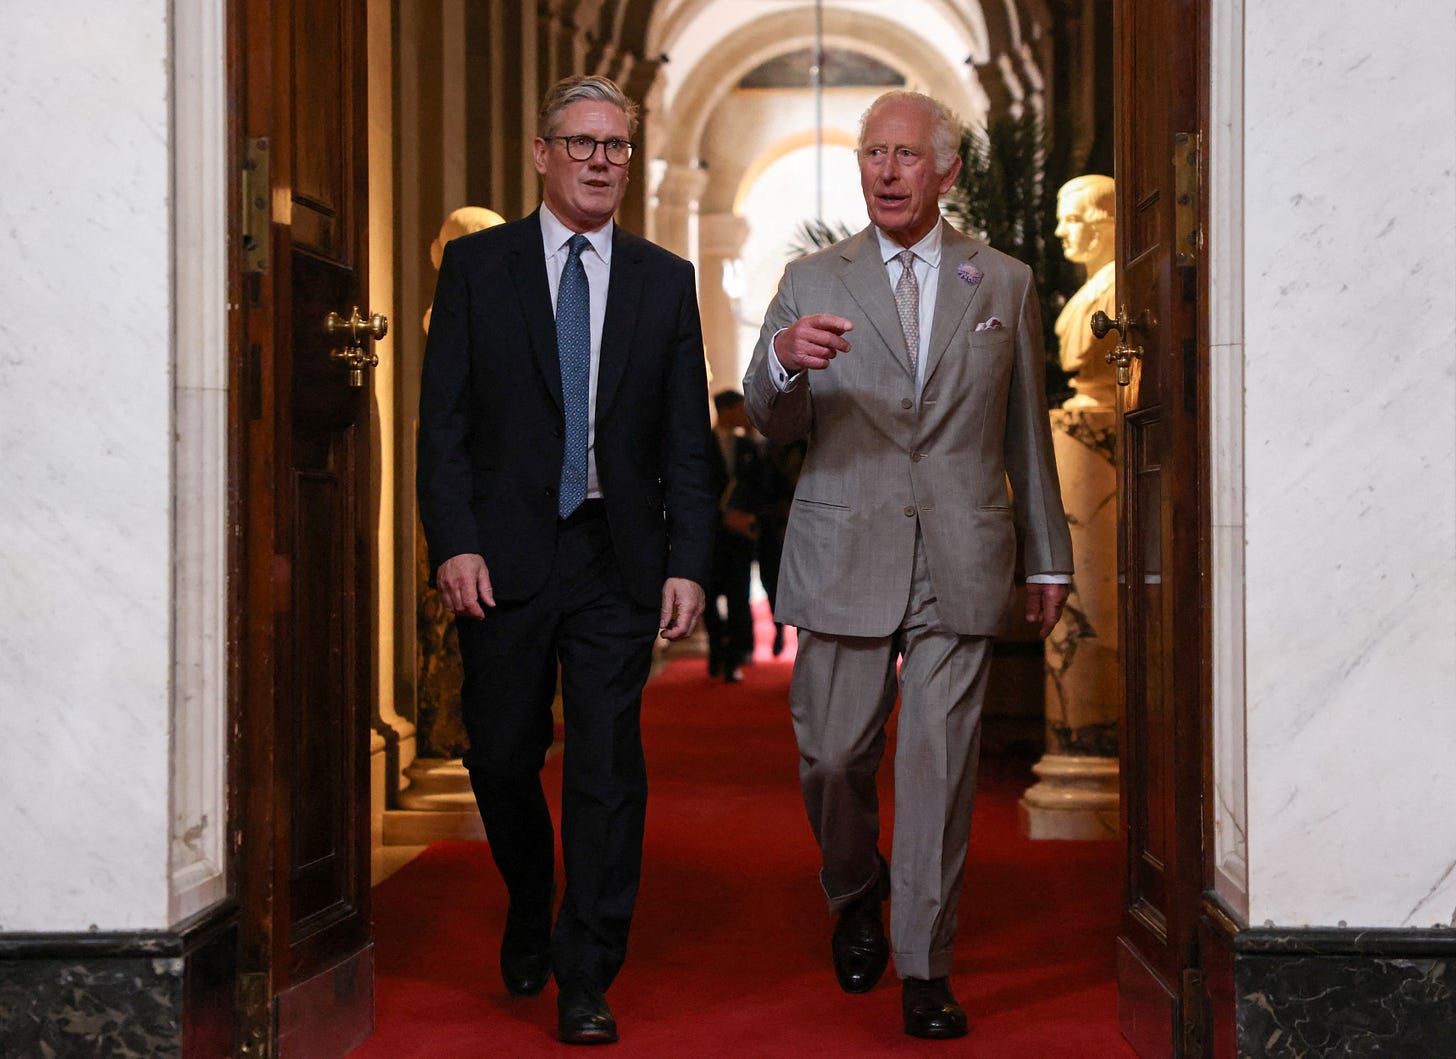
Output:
(968, 331), (1014, 352)
(793, 496), (850, 510)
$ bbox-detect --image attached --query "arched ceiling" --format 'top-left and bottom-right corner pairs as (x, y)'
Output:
(648, 0), (991, 117)
(566, 1), (1056, 132)
(654, 7), (991, 168)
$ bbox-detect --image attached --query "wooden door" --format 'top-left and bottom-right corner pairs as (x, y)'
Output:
(233, 0), (379, 1054)
(1111, 0), (1210, 1055)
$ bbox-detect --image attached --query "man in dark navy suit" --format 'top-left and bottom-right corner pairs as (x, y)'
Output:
(417, 74), (714, 1045)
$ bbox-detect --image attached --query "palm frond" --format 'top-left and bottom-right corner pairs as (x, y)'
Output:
(786, 218), (856, 258)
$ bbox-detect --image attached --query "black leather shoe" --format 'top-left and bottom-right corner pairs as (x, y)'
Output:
(499, 906), (551, 997)
(557, 985), (618, 1045)
(831, 856), (891, 993)
(902, 976), (968, 1039)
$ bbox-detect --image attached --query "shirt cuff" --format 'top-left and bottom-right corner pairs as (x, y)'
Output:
(768, 330), (804, 392)
(1025, 573), (1071, 585)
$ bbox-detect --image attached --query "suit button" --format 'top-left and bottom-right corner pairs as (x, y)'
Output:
(911, 452), (924, 462)
(901, 398), (913, 410)
(904, 505), (916, 517)
(544, 486), (555, 497)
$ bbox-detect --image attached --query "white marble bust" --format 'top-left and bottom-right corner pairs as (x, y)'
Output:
(1053, 175), (1118, 410)
(424, 206), (506, 333)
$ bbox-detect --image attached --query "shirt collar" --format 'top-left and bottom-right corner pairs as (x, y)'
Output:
(875, 219), (943, 268)
(540, 204), (613, 265)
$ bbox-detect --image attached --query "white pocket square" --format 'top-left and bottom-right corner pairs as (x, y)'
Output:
(974, 317), (1003, 332)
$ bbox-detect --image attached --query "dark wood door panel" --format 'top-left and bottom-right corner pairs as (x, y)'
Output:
(1124, 408), (1169, 922)
(278, 199), (369, 1004)
(290, 0), (354, 261)
(1115, 0), (1208, 1054)
(288, 463), (355, 928)
(235, 0), (374, 1053)
(290, 249), (360, 427)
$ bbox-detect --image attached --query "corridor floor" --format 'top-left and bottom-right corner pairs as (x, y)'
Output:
(352, 625), (1134, 1057)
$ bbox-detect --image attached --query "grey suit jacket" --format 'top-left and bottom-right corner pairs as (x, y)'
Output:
(742, 222), (1073, 638)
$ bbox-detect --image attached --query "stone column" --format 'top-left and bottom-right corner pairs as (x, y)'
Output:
(652, 161), (708, 260)
(698, 211), (751, 391)
(1019, 407), (1120, 839)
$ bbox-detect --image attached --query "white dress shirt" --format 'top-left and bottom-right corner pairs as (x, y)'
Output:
(768, 222), (944, 404)
(877, 221), (942, 403)
(540, 205), (611, 498)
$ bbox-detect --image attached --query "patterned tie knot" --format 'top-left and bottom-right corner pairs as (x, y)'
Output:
(897, 249), (916, 270)
(568, 233), (590, 260)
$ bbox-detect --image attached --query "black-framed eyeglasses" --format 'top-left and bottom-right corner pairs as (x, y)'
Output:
(546, 135), (634, 166)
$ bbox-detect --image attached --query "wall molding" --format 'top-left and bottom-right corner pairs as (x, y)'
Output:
(0, 903), (238, 1057)
(1203, 900), (1456, 1057)
(1207, 0), (1249, 921)
(168, 0), (230, 925)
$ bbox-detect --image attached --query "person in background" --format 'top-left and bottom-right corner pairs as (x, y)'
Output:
(756, 436), (805, 657)
(704, 389), (764, 683)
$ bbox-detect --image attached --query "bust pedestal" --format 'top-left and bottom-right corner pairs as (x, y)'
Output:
(1019, 407), (1120, 840)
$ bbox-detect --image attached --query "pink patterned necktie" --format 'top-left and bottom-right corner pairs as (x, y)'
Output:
(894, 249), (919, 374)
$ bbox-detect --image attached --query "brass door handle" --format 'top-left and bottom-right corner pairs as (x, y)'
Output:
(325, 306), (388, 344)
(325, 306), (388, 386)
(1089, 306), (1127, 341)
(1089, 304), (1144, 387)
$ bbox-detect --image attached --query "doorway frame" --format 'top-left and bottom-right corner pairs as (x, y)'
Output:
(1204, 0), (1249, 925)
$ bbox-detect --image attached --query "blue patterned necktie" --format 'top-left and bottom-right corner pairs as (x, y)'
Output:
(556, 233), (592, 517)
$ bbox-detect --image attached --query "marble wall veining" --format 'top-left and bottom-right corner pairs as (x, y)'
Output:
(1240, 0), (1456, 928)
(0, 3), (175, 930)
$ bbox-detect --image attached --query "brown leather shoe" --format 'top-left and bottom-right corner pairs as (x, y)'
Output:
(902, 976), (968, 1039)
(831, 855), (891, 993)
(557, 985), (618, 1045)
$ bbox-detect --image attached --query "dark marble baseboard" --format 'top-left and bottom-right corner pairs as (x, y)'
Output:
(1204, 906), (1456, 1058)
(0, 902), (237, 1058)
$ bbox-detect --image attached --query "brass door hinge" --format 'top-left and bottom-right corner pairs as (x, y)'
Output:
(237, 970), (272, 1058)
(241, 137), (271, 274)
(1174, 132), (1201, 266)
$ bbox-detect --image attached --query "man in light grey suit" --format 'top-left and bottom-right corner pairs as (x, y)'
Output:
(743, 90), (1073, 1040)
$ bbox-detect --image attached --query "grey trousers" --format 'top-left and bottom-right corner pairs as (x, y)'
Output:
(789, 530), (993, 980)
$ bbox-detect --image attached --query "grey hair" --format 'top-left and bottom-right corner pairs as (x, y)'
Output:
(538, 75), (640, 138)
(857, 91), (961, 174)
(1057, 174), (1116, 223)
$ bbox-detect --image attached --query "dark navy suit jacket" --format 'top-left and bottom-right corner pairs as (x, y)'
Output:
(417, 211), (715, 608)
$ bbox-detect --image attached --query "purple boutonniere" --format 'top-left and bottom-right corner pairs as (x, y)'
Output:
(957, 262), (982, 285)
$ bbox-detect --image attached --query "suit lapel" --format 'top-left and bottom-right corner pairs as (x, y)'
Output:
(923, 226), (986, 387)
(595, 225), (642, 420)
(508, 211), (564, 414)
(837, 227), (913, 381)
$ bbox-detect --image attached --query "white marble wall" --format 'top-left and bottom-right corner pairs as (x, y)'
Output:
(1240, 0), (1456, 927)
(0, 3), (176, 930)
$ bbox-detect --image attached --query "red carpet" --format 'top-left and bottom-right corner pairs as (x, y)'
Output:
(353, 620), (1134, 1057)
